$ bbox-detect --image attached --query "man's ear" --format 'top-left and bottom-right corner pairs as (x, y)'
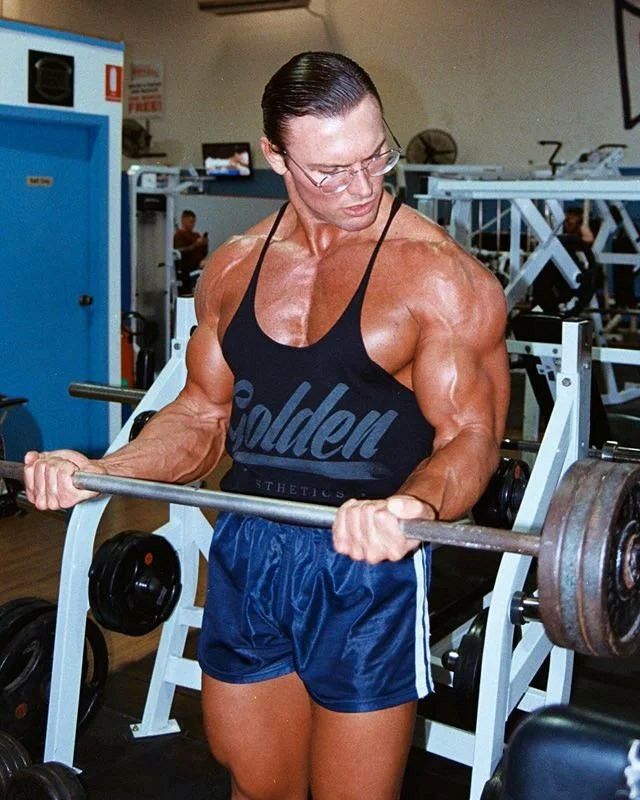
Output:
(261, 136), (287, 176)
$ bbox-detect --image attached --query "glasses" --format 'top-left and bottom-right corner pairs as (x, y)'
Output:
(281, 119), (403, 195)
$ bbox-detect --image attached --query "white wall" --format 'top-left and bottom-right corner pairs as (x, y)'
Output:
(3, 0), (639, 170)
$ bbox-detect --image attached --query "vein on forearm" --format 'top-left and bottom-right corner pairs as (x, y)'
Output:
(399, 425), (500, 521)
(99, 398), (229, 484)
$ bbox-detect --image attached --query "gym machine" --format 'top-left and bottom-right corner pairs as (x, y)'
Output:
(419, 176), (640, 407)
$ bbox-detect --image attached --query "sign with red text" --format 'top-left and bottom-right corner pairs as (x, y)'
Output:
(127, 60), (163, 118)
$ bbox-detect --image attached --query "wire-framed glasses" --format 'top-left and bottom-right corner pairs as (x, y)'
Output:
(281, 119), (403, 195)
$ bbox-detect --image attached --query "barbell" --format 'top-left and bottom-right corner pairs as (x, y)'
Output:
(1, 457), (639, 659)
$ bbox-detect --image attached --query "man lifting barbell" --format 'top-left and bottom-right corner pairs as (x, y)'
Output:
(21, 52), (509, 800)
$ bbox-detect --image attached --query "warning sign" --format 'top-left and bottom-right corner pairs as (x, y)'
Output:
(105, 64), (123, 102)
(127, 60), (163, 119)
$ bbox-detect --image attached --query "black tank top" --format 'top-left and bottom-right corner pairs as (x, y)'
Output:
(220, 197), (435, 506)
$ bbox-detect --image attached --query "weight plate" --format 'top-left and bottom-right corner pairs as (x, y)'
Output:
(0, 732), (32, 796)
(128, 410), (157, 442)
(0, 608), (108, 746)
(472, 458), (530, 530)
(0, 610), (56, 745)
(90, 531), (181, 636)
(89, 532), (139, 632)
(451, 607), (522, 729)
(539, 459), (640, 657)
(0, 598), (55, 654)
(7, 761), (86, 800)
(452, 608), (489, 727)
(77, 618), (109, 731)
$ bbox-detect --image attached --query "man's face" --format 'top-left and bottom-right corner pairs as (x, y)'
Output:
(278, 94), (389, 232)
(181, 214), (196, 233)
(564, 213), (581, 235)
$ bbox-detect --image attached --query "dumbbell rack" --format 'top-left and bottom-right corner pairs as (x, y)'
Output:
(45, 306), (591, 800)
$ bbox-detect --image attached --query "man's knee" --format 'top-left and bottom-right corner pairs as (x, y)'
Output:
(229, 769), (308, 800)
(206, 735), (307, 800)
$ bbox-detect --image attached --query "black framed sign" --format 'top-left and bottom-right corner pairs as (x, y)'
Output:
(28, 49), (75, 107)
(615, 0), (640, 129)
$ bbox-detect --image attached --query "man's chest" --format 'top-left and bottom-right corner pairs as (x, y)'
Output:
(222, 253), (421, 381)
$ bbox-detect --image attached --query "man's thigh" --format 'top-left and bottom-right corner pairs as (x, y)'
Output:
(310, 700), (417, 800)
(202, 672), (312, 800)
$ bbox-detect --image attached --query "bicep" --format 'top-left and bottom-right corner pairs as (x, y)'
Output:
(182, 322), (234, 415)
(413, 296), (509, 449)
(171, 278), (235, 422)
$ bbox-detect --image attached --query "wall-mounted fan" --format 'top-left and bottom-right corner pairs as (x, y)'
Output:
(405, 129), (458, 165)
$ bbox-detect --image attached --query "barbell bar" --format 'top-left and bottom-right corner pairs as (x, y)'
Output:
(1, 457), (639, 659)
(501, 437), (640, 464)
(0, 459), (538, 556)
(68, 382), (146, 405)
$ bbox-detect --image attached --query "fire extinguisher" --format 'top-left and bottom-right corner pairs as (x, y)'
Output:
(121, 312), (157, 390)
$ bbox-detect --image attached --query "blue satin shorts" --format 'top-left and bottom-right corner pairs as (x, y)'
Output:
(197, 512), (434, 712)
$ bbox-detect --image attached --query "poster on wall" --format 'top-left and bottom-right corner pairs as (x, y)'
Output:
(615, 0), (640, 129)
(127, 60), (164, 118)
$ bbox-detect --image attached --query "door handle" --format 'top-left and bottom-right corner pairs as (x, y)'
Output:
(78, 294), (93, 306)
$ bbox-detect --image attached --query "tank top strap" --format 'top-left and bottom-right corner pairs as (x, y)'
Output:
(244, 201), (290, 302)
(351, 195), (403, 305)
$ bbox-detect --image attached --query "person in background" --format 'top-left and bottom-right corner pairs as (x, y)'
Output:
(563, 205), (595, 245)
(173, 209), (208, 295)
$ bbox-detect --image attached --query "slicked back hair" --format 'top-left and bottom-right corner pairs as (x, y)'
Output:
(262, 52), (382, 152)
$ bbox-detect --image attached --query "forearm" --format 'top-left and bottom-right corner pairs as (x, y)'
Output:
(97, 401), (228, 484)
(398, 427), (500, 520)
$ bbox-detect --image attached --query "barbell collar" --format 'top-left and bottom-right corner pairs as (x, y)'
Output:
(510, 591), (541, 626)
(0, 459), (541, 555)
(68, 382), (146, 405)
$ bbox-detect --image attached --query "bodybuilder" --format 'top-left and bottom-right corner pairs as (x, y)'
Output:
(25, 52), (509, 800)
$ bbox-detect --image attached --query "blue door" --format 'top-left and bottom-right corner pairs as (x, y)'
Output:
(0, 106), (110, 458)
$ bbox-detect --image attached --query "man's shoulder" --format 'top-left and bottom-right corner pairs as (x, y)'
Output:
(385, 204), (506, 316)
(386, 204), (471, 268)
(211, 209), (282, 259)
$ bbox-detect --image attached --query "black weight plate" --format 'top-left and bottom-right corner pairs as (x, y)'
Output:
(452, 609), (520, 729)
(453, 608), (489, 727)
(76, 618), (109, 732)
(93, 531), (181, 636)
(0, 610), (57, 745)
(0, 598), (55, 655)
(7, 761), (86, 800)
(0, 608), (109, 747)
(128, 409), (157, 442)
(89, 531), (145, 632)
(472, 458), (530, 529)
(505, 458), (531, 530)
(114, 533), (181, 635)
(0, 732), (32, 796)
